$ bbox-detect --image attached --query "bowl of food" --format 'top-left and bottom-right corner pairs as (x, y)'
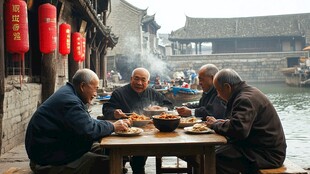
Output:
(152, 113), (181, 132)
(143, 105), (168, 117)
(128, 113), (151, 127)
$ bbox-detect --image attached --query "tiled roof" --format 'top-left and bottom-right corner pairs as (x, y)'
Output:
(142, 14), (161, 29)
(169, 13), (310, 41)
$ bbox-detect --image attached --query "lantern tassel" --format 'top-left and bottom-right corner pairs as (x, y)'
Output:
(19, 54), (22, 88)
(22, 53), (25, 80)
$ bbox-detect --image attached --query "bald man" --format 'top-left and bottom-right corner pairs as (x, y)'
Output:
(177, 64), (226, 120)
(206, 69), (286, 173)
(25, 68), (129, 174)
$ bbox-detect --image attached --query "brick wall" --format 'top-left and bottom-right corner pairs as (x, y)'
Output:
(1, 83), (41, 154)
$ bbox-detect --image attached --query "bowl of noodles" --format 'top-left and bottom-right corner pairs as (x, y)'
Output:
(152, 113), (181, 132)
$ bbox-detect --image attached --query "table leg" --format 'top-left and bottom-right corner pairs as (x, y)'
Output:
(204, 146), (215, 174)
(108, 149), (123, 174)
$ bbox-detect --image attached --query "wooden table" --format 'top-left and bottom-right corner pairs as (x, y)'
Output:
(100, 124), (227, 174)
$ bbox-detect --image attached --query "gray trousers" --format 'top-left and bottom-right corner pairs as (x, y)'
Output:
(30, 143), (109, 174)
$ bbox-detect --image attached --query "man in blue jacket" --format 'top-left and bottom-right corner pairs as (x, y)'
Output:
(25, 68), (130, 174)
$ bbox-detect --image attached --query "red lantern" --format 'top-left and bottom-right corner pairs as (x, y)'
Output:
(80, 36), (86, 61)
(59, 23), (71, 55)
(38, 3), (57, 54)
(5, 0), (29, 54)
(72, 32), (82, 62)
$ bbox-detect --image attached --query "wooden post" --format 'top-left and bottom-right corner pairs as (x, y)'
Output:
(68, 51), (79, 83)
(41, 53), (56, 102)
(0, 0), (5, 154)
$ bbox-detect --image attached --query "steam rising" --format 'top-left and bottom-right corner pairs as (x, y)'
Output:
(115, 35), (173, 83)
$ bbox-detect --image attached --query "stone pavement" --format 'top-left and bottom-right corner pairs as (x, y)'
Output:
(0, 143), (187, 174)
(0, 102), (188, 174)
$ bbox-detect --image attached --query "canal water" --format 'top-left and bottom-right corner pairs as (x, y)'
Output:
(252, 82), (310, 169)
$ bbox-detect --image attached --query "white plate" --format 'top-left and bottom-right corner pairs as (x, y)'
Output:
(115, 127), (144, 136)
(178, 117), (202, 128)
(184, 126), (213, 134)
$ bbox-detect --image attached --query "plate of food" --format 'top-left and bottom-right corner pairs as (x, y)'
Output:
(128, 113), (152, 127)
(178, 116), (202, 128)
(115, 127), (144, 136)
(184, 123), (213, 134)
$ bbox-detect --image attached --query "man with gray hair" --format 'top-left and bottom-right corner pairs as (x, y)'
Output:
(176, 64), (226, 120)
(206, 69), (286, 173)
(25, 68), (130, 174)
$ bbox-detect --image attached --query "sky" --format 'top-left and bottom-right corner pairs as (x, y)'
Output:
(126, 0), (310, 33)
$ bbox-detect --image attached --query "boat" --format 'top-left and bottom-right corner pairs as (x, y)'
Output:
(280, 60), (310, 87)
(157, 87), (202, 105)
(96, 95), (111, 104)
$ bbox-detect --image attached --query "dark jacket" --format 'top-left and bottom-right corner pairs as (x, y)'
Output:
(211, 82), (286, 169)
(188, 86), (226, 120)
(25, 82), (114, 166)
(102, 84), (173, 120)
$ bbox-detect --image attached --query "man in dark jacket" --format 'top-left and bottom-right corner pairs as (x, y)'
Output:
(206, 69), (286, 174)
(25, 69), (130, 174)
(102, 67), (173, 174)
(176, 64), (226, 120)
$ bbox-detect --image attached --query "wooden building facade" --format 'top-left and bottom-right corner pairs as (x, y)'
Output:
(0, 0), (118, 154)
(169, 13), (310, 55)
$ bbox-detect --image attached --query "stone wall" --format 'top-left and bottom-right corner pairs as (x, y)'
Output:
(1, 82), (41, 154)
(107, 0), (144, 57)
(166, 51), (309, 83)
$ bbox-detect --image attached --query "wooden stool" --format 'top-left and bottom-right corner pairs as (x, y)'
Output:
(259, 159), (308, 174)
(155, 156), (193, 174)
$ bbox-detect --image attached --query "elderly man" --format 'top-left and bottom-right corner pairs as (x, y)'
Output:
(25, 69), (130, 174)
(206, 69), (286, 174)
(102, 67), (173, 174)
(176, 64), (226, 120)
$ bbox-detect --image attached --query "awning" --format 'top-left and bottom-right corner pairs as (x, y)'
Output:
(72, 0), (118, 48)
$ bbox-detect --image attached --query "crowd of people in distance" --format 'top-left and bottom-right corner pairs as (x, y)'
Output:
(25, 64), (286, 174)
(151, 69), (199, 90)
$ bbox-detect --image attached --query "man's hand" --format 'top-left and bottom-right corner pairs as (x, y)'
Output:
(113, 119), (131, 132)
(176, 106), (192, 117)
(114, 109), (128, 119)
(205, 116), (217, 128)
(205, 116), (227, 128)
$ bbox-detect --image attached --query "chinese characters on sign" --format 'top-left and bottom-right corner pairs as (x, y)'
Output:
(12, 4), (21, 40)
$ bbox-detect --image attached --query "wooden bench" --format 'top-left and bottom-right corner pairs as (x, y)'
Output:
(3, 167), (33, 174)
(259, 159), (308, 174)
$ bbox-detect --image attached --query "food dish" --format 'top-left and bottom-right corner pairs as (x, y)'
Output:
(143, 105), (168, 117)
(184, 124), (213, 134)
(178, 117), (202, 128)
(115, 127), (143, 136)
(152, 115), (181, 132)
